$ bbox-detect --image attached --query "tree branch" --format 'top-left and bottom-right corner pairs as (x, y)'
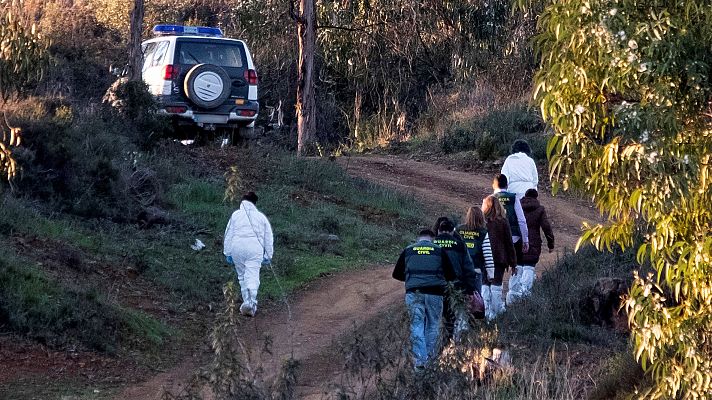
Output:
(289, 0), (305, 24)
(315, 22), (386, 32)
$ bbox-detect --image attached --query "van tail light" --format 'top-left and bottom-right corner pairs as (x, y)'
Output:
(163, 65), (179, 80)
(238, 110), (256, 117)
(244, 69), (258, 85)
(165, 106), (187, 114)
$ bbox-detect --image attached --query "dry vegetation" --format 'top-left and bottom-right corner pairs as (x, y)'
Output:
(0, 0), (653, 398)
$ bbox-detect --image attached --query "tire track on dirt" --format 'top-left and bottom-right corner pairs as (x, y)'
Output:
(116, 155), (599, 400)
(115, 266), (400, 400)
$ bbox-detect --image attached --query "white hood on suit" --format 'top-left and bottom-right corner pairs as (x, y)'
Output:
(501, 152), (538, 199)
(223, 200), (274, 315)
(223, 200), (274, 260)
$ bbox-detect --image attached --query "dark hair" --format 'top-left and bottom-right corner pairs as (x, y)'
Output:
(438, 220), (455, 233)
(494, 174), (508, 189)
(511, 139), (532, 155)
(525, 188), (539, 198)
(242, 191), (259, 204)
(418, 229), (435, 238)
(433, 216), (452, 233)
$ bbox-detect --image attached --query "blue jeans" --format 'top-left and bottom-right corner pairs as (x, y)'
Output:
(405, 291), (444, 367)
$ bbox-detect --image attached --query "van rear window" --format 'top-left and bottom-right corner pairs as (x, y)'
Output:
(177, 41), (244, 68)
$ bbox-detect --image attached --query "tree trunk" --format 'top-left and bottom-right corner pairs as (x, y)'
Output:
(127, 0), (145, 82)
(296, 0), (316, 156)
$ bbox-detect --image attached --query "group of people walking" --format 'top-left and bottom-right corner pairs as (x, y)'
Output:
(220, 140), (554, 372)
(392, 140), (555, 370)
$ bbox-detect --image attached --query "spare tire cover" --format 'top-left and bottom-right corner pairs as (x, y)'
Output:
(184, 64), (231, 109)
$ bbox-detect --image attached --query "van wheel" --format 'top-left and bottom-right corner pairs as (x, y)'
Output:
(184, 64), (231, 109)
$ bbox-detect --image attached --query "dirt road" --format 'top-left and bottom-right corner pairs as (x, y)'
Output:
(117, 155), (598, 399)
(340, 155), (599, 270)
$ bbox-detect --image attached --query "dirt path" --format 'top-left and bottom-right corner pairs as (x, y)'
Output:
(116, 155), (598, 400)
(339, 155), (600, 270)
(115, 266), (401, 400)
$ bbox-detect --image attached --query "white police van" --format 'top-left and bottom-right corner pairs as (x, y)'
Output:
(141, 25), (259, 136)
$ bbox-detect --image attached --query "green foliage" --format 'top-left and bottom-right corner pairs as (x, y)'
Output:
(0, 256), (118, 352)
(435, 105), (546, 159)
(0, 3), (50, 102)
(7, 97), (168, 219)
(533, 1), (712, 397)
(110, 80), (167, 149)
(0, 254), (169, 352)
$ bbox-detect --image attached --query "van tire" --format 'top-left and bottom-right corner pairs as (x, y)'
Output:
(184, 64), (231, 109)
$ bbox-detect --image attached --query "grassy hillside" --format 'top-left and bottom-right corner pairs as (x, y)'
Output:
(324, 246), (645, 400)
(0, 142), (426, 397)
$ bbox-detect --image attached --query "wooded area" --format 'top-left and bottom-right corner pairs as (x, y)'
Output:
(0, 0), (710, 399)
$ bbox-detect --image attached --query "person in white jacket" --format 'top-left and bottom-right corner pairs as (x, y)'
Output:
(501, 140), (538, 199)
(223, 192), (274, 317)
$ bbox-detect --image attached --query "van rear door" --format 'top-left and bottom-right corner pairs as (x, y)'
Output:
(173, 38), (249, 106)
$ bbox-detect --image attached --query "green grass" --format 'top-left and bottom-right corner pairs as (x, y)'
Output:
(0, 254), (171, 353)
(122, 308), (175, 346)
(0, 146), (427, 354)
(0, 379), (117, 400)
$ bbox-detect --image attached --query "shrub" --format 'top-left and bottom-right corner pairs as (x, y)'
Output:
(6, 95), (168, 220)
(438, 105), (546, 159)
(533, 2), (712, 396)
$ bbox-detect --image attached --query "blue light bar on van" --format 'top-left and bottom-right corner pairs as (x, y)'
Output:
(152, 25), (223, 37)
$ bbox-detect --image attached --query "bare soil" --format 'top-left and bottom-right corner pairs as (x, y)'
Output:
(339, 155), (600, 270)
(1, 154), (598, 400)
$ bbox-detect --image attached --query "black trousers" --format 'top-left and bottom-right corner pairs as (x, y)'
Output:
(484, 263), (507, 286)
(515, 239), (524, 265)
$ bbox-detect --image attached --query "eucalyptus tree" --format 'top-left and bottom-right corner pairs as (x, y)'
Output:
(0, 2), (49, 181)
(530, 0), (712, 397)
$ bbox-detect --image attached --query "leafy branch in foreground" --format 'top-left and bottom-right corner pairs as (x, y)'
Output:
(0, 1), (50, 181)
(533, 1), (712, 398)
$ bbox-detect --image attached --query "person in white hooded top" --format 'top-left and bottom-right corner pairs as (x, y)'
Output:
(501, 140), (538, 199)
(223, 191), (274, 317)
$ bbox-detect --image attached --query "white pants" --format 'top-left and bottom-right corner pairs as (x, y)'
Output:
(482, 285), (505, 321)
(507, 265), (535, 305)
(231, 239), (263, 311)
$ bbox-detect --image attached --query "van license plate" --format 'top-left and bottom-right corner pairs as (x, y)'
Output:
(193, 114), (229, 124)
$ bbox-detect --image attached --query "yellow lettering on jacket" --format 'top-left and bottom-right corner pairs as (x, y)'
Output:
(412, 246), (434, 255)
(434, 240), (456, 245)
(459, 230), (481, 240)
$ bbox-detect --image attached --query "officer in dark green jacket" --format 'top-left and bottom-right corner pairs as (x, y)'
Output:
(393, 229), (455, 370)
(433, 219), (478, 343)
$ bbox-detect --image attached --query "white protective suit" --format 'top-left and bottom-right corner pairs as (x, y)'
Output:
(501, 152), (538, 199)
(507, 265), (535, 305)
(223, 200), (274, 315)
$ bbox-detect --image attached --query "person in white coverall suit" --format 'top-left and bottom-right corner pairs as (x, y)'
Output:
(501, 140), (538, 200)
(500, 139), (538, 305)
(223, 192), (274, 317)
